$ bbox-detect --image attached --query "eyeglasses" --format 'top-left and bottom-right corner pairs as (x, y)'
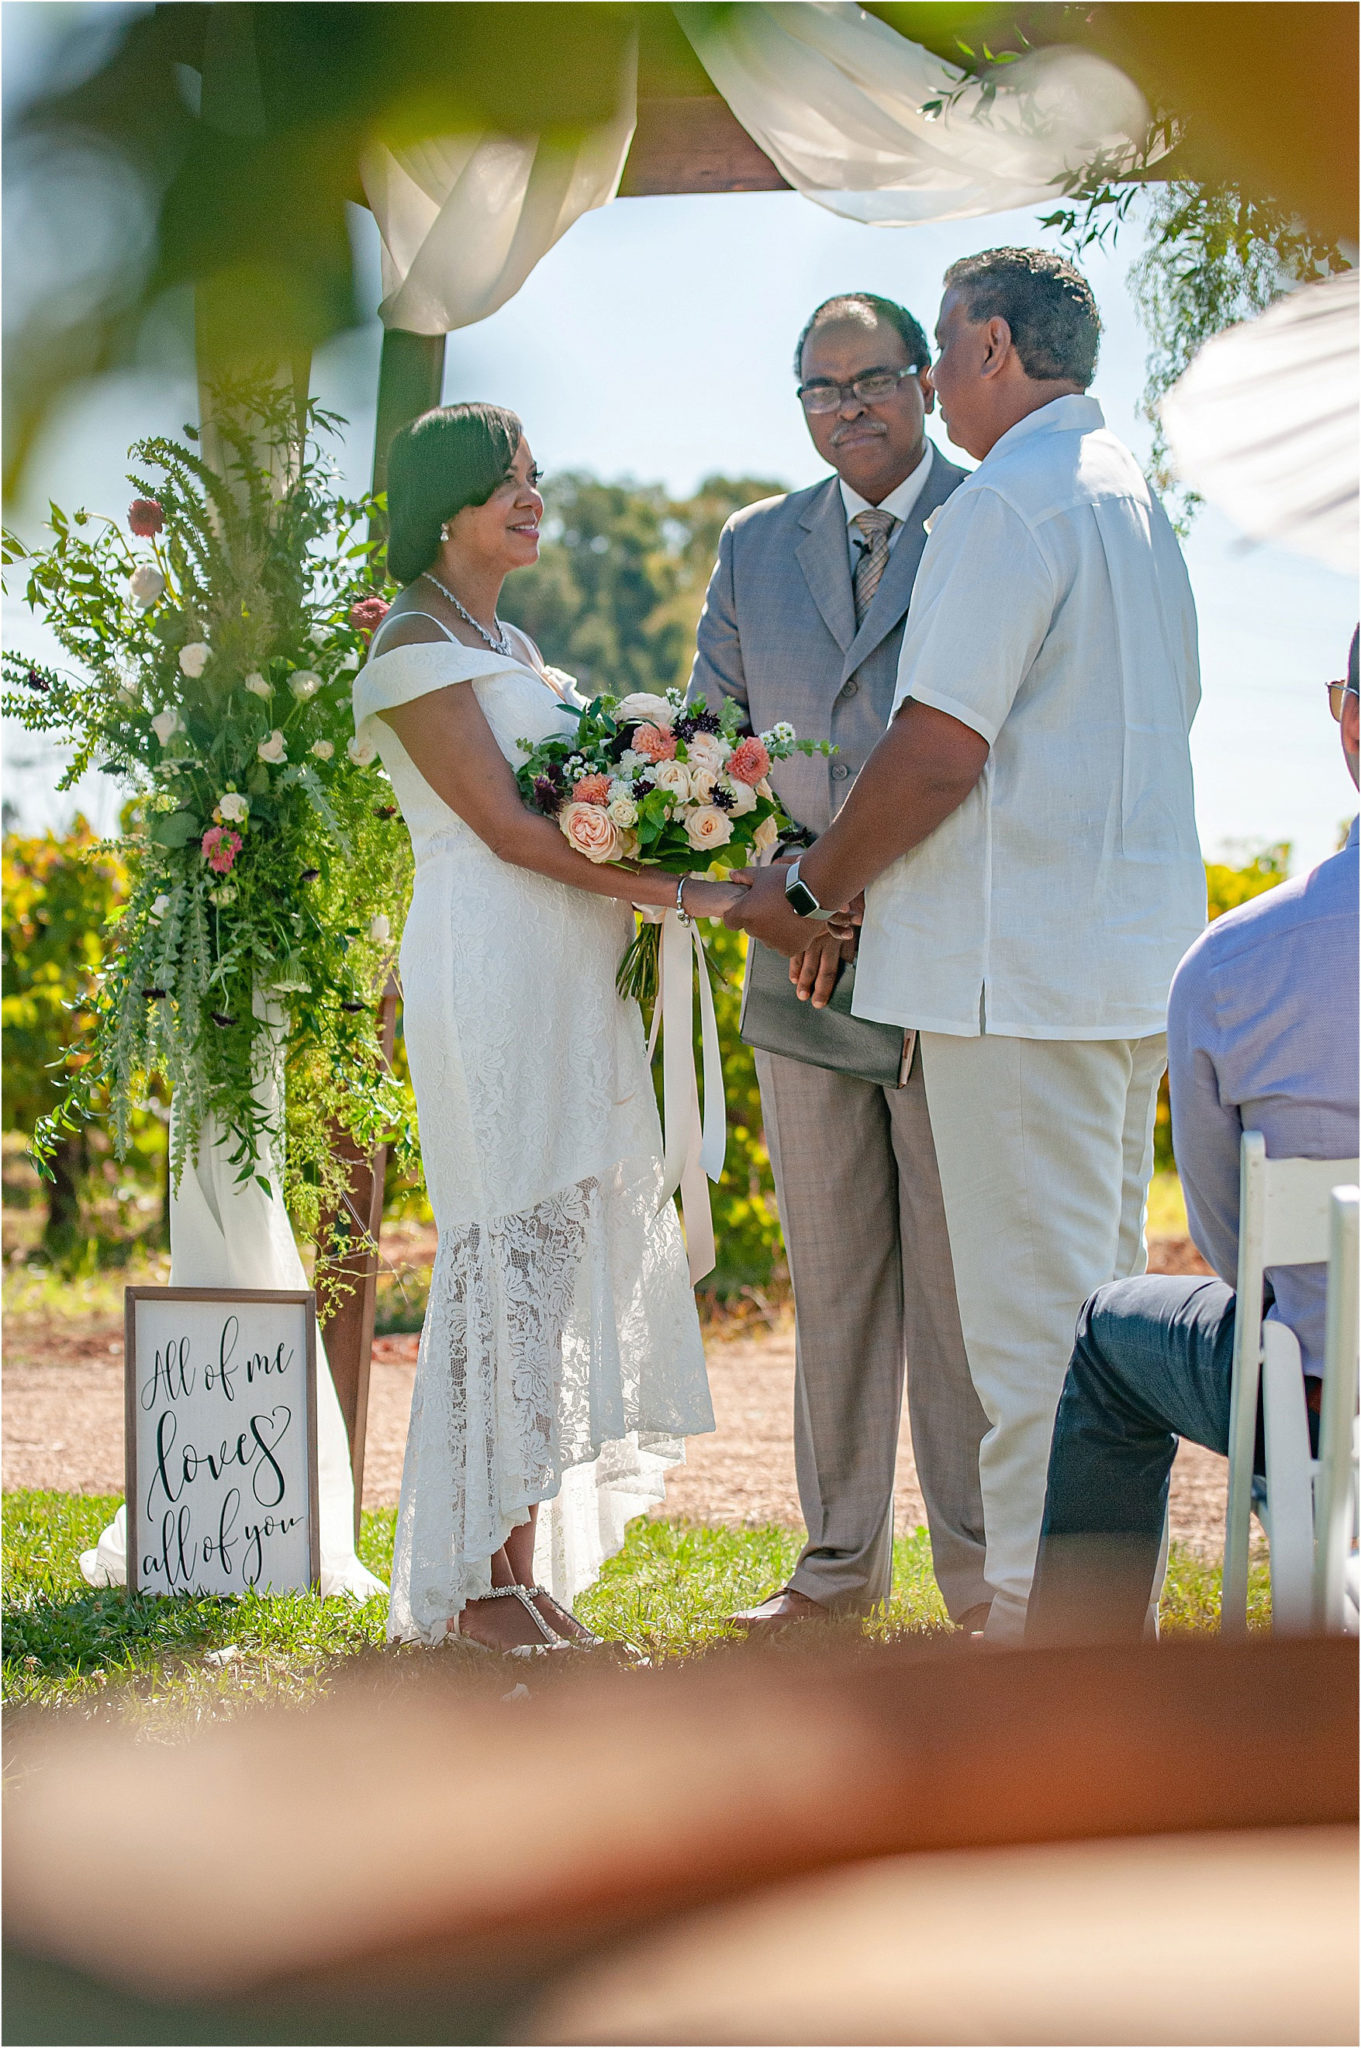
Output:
(1326, 680), (1355, 720)
(797, 366), (921, 415)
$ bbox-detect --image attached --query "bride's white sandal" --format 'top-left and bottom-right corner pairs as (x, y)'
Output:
(455, 1584), (572, 1657)
(524, 1586), (604, 1648)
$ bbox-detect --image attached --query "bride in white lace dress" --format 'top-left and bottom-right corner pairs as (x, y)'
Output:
(355, 404), (734, 1652)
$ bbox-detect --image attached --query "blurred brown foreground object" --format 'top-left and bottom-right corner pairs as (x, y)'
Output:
(4, 1634), (1356, 2045)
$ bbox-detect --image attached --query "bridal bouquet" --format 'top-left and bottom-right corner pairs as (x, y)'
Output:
(515, 686), (830, 1003)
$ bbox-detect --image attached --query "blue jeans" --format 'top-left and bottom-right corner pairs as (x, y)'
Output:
(1026, 1274), (1243, 1643)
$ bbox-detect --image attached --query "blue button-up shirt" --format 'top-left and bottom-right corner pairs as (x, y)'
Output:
(1167, 817), (1360, 1374)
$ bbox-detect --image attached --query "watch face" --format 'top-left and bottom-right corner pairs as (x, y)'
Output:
(785, 875), (820, 918)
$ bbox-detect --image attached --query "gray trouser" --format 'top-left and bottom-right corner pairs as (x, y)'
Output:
(755, 1043), (990, 1619)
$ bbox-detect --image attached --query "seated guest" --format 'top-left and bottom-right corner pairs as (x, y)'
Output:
(1028, 632), (1360, 1643)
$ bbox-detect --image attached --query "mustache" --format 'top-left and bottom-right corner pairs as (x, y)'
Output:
(830, 421), (887, 445)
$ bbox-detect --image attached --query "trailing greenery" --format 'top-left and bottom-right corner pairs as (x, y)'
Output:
(2, 1490), (1268, 1730)
(2, 384), (414, 1287)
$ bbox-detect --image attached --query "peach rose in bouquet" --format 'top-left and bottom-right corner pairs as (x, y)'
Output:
(560, 800), (625, 864)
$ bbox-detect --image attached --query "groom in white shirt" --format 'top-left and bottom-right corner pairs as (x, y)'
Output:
(729, 249), (1205, 1643)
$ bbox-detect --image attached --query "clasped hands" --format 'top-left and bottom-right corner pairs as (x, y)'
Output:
(722, 861), (863, 1009)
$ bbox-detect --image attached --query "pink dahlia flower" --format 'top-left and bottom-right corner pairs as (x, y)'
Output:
(728, 736), (771, 786)
(573, 773), (612, 805)
(632, 722), (677, 763)
(201, 825), (242, 875)
(348, 596), (390, 639)
(128, 498), (165, 537)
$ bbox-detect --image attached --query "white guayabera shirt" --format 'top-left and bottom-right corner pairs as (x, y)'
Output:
(854, 395), (1206, 1040)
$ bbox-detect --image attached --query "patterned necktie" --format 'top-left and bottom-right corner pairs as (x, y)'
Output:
(851, 509), (897, 626)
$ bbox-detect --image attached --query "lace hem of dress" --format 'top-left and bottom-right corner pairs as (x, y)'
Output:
(387, 1163), (711, 1644)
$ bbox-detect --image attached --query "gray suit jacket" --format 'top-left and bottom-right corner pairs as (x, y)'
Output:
(687, 446), (967, 834)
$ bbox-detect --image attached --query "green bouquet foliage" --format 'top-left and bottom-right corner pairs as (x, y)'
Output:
(1, 384), (413, 1255)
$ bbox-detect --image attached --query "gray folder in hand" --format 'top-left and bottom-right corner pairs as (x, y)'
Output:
(738, 937), (914, 1091)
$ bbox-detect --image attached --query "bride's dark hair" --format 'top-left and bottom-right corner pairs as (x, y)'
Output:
(385, 403), (523, 586)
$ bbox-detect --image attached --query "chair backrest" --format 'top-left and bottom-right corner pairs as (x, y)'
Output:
(1314, 1186), (1361, 1632)
(1223, 1135), (1360, 1636)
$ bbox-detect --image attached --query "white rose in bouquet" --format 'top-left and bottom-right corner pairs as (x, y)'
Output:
(289, 669), (321, 700)
(753, 814), (781, 857)
(683, 804), (735, 852)
(615, 692), (673, 725)
(150, 707), (183, 744)
(257, 730), (287, 763)
(607, 797), (638, 828)
(215, 790), (249, 823)
(244, 672), (271, 698)
(720, 773), (758, 816)
(685, 731), (729, 774)
(128, 565), (164, 609)
(178, 641), (210, 679)
(686, 767), (719, 804)
(348, 734), (377, 766)
(650, 758), (693, 801)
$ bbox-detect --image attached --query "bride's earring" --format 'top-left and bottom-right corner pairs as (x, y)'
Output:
(439, 522), (452, 542)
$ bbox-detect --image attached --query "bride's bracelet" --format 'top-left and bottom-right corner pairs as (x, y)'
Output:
(676, 874), (694, 928)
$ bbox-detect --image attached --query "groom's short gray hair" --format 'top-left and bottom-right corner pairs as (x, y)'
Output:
(794, 293), (931, 380)
(944, 247), (1101, 387)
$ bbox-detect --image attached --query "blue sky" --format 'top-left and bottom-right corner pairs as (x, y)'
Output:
(5, 7), (1357, 869)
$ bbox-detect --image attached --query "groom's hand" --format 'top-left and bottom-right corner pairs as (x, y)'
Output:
(724, 864), (832, 956)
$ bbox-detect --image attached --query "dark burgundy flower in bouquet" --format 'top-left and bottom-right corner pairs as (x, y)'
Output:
(127, 498), (164, 537)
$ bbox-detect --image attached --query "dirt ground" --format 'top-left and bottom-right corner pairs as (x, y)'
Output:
(2, 1235), (1232, 1560)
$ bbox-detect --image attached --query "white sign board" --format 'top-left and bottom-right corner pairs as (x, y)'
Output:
(125, 1288), (320, 1597)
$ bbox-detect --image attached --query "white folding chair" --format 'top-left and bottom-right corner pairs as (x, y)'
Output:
(1221, 1133), (1359, 1636)
(1313, 1187), (1360, 1634)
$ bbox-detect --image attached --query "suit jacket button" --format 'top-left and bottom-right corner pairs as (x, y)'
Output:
(839, 679), (859, 698)
(831, 762), (850, 780)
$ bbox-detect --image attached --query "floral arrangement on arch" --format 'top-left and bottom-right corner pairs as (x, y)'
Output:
(515, 686), (828, 1001)
(1, 382), (414, 1265)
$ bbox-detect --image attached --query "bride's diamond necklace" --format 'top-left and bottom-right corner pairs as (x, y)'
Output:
(422, 571), (513, 658)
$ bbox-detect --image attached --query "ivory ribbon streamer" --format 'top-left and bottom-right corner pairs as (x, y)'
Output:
(646, 910), (726, 1285)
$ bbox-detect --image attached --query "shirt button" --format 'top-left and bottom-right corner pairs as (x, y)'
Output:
(831, 762), (850, 781)
(839, 679), (859, 698)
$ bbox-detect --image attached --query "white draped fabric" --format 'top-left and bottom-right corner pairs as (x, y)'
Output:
(675, 2), (1154, 226)
(80, 1084), (386, 1602)
(360, 3), (1153, 335)
(1159, 267), (1359, 577)
(360, 42), (636, 335)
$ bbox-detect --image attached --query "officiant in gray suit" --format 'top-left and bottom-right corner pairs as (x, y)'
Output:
(687, 292), (990, 1633)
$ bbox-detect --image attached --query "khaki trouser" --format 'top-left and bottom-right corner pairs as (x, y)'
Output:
(917, 1030), (1168, 1643)
(756, 1043), (990, 1620)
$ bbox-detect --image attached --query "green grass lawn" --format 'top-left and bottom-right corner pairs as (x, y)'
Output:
(2, 1490), (1270, 1734)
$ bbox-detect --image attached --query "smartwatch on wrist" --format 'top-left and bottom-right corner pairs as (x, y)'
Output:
(784, 856), (835, 920)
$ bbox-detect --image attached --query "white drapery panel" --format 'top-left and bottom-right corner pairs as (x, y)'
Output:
(361, 42), (636, 335)
(674, 1), (1154, 227)
(1159, 268), (1359, 578)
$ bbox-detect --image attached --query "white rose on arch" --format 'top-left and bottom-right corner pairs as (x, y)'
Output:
(310, 739), (334, 761)
(289, 670), (321, 700)
(149, 893), (171, 922)
(150, 708), (183, 745)
(348, 734), (377, 767)
(128, 564), (164, 609)
(215, 790), (249, 823)
(244, 672), (271, 698)
(257, 730), (287, 764)
(683, 804), (735, 853)
(178, 642), (210, 679)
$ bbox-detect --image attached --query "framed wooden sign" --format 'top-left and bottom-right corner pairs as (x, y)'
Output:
(125, 1288), (320, 1597)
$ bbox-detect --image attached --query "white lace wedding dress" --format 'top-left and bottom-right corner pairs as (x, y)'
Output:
(354, 626), (713, 1644)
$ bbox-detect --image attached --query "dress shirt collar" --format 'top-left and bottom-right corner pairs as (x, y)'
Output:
(984, 393), (1105, 466)
(839, 441), (934, 528)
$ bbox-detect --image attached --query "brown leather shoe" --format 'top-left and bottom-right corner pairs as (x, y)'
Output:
(954, 1601), (993, 1637)
(729, 1587), (830, 1634)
